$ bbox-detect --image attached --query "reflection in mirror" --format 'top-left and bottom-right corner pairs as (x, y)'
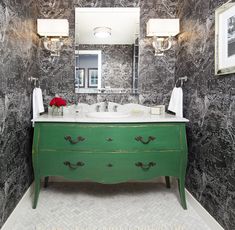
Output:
(75, 50), (101, 93)
(75, 7), (140, 94)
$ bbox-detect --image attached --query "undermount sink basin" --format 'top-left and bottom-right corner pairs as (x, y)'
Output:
(86, 112), (130, 118)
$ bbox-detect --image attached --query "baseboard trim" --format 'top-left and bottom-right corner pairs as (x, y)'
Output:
(1, 182), (224, 230)
(1, 183), (34, 230)
(185, 189), (224, 230)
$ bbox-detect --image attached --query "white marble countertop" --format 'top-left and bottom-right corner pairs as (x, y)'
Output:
(32, 113), (189, 123)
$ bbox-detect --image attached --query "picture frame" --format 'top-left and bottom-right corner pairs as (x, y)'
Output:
(88, 68), (98, 88)
(215, 0), (235, 75)
(76, 68), (85, 88)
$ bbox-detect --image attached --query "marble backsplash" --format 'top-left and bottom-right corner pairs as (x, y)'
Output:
(176, 0), (235, 229)
(0, 0), (38, 228)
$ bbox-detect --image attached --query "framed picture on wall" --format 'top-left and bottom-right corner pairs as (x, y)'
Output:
(215, 0), (235, 75)
(88, 68), (98, 88)
(76, 68), (85, 88)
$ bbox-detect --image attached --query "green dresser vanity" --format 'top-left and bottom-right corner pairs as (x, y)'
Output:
(32, 114), (188, 209)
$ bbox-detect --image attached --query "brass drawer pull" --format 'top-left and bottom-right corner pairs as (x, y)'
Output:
(64, 136), (85, 144)
(135, 136), (156, 144)
(135, 162), (156, 171)
(106, 137), (113, 142)
(64, 161), (84, 169)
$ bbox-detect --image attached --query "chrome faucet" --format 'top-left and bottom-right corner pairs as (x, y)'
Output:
(104, 99), (109, 112)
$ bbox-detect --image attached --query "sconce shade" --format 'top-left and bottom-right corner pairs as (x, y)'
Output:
(146, 19), (179, 37)
(37, 19), (69, 37)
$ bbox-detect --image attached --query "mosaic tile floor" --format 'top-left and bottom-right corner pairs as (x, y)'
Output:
(3, 181), (210, 230)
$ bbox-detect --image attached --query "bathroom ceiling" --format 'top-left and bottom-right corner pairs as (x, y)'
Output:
(75, 8), (140, 45)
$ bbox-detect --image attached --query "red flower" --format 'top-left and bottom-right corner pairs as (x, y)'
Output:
(49, 97), (67, 107)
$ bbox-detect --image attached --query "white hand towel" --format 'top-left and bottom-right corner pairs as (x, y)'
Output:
(168, 87), (183, 117)
(33, 87), (44, 121)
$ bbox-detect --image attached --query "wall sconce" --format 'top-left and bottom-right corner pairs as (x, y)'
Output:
(146, 19), (179, 56)
(37, 19), (69, 56)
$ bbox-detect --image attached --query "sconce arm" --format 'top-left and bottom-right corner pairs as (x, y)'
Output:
(152, 36), (173, 56)
(42, 36), (64, 56)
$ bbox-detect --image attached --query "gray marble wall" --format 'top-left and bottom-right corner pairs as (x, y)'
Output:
(37, 0), (178, 106)
(78, 44), (133, 89)
(0, 0), (38, 228)
(176, 1), (235, 229)
(5, 0), (234, 229)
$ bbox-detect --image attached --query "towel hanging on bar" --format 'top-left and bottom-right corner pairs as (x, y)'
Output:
(33, 87), (44, 126)
(168, 86), (183, 118)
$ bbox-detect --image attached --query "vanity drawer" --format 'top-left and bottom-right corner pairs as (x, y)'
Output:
(37, 151), (181, 182)
(37, 123), (183, 152)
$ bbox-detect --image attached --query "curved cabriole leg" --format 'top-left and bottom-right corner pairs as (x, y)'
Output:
(44, 176), (49, 188)
(178, 177), (187, 210)
(33, 176), (41, 209)
(165, 176), (171, 188)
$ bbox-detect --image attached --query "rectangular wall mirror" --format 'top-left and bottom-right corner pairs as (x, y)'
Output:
(75, 7), (140, 94)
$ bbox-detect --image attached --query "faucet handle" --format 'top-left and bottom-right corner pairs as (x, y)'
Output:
(113, 105), (118, 112)
(104, 100), (109, 112)
(96, 105), (101, 112)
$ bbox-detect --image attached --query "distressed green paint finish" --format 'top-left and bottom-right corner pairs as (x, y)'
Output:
(32, 122), (188, 209)
(38, 151), (180, 182)
(32, 124), (41, 209)
(39, 123), (181, 152)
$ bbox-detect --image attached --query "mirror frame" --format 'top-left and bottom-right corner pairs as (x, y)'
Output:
(74, 7), (140, 94)
(75, 50), (102, 93)
(215, 0), (235, 75)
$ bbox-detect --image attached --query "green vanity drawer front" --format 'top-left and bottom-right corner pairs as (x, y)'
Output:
(37, 123), (183, 152)
(32, 122), (188, 209)
(37, 151), (181, 183)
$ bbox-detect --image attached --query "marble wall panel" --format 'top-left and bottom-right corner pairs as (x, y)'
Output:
(176, 0), (235, 229)
(0, 0), (37, 228)
(1, 0), (234, 229)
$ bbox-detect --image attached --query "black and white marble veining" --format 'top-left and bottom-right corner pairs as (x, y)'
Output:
(78, 44), (133, 89)
(176, 1), (235, 229)
(0, 0), (38, 228)
(3, 1), (234, 229)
